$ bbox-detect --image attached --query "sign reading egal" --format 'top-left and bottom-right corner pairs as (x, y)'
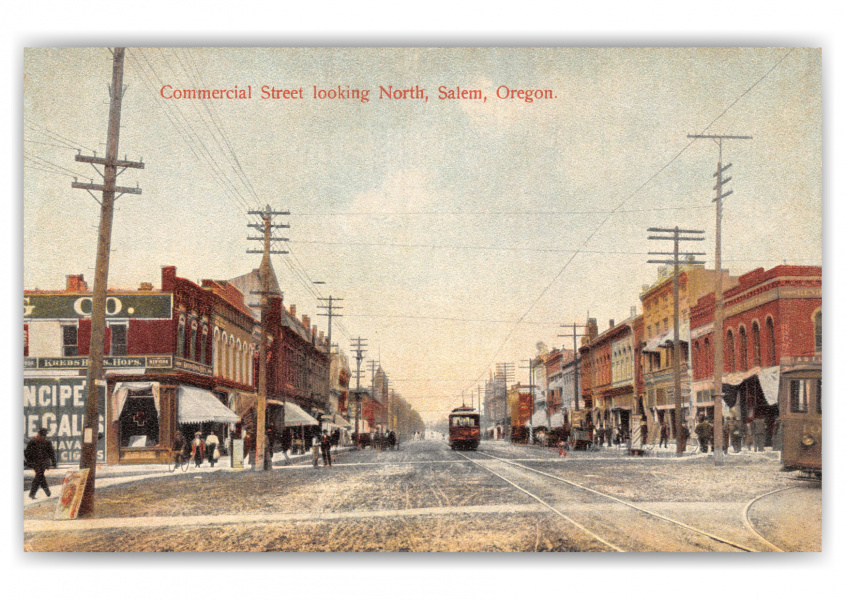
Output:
(23, 293), (172, 320)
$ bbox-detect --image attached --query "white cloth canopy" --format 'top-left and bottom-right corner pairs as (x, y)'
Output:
(758, 366), (781, 406)
(113, 381), (160, 418)
(548, 411), (565, 428)
(178, 385), (238, 425)
(268, 400), (319, 427)
(529, 408), (550, 428)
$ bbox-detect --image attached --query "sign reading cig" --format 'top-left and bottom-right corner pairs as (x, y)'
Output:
(23, 293), (172, 320)
(23, 377), (106, 463)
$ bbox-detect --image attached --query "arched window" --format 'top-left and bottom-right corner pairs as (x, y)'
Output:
(704, 337), (711, 374)
(752, 322), (761, 367)
(201, 324), (209, 365)
(766, 317), (776, 366)
(189, 319), (198, 360)
(726, 330), (735, 372)
(814, 311), (822, 353)
(739, 326), (748, 371)
(176, 314), (186, 357)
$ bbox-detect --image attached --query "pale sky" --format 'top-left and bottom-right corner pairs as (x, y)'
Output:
(23, 47), (822, 425)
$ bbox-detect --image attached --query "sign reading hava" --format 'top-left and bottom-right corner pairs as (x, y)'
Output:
(24, 377), (106, 463)
(24, 293), (172, 320)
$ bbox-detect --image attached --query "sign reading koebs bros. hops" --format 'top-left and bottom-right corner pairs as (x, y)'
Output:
(23, 378), (106, 463)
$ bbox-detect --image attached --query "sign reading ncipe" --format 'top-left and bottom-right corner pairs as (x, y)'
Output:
(23, 377), (106, 463)
(24, 293), (172, 320)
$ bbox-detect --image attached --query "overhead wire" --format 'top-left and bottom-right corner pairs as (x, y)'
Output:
(456, 47), (797, 401)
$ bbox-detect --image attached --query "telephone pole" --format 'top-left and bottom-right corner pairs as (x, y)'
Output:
(687, 133), (751, 465)
(559, 323), (587, 414)
(72, 48), (144, 516)
(317, 295), (344, 354)
(647, 227), (705, 456)
(496, 362), (515, 442)
(247, 205), (289, 470)
(352, 337), (368, 448)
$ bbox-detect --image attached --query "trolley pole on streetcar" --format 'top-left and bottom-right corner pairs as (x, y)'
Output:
(647, 227), (705, 456)
(687, 133), (751, 465)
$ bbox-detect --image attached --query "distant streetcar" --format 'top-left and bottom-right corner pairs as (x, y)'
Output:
(449, 406), (480, 450)
(778, 356), (822, 477)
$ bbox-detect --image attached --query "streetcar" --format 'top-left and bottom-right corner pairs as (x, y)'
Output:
(778, 356), (822, 477)
(568, 408), (593, 450)
(448, 406), (480, 450)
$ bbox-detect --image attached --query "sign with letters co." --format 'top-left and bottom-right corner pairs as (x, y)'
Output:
(23, 293), (172, 320)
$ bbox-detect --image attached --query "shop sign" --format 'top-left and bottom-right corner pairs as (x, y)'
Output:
(23, 377), (106, 463)
(54, 469), (89, 520)
(25, 355), (171, 370)
(173, 357), (213, 376)
(24, 293), (172, 320)
(231, 438), (244, 470)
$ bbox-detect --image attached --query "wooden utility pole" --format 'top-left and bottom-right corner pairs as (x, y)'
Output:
(648, 227), (705, 456)
(559, 323), (587, 414)
(247, 205), (289, 470)
(317, 295), (344, 355)
(72, 48), (144, 517)
(496, 362), (514, 441)
(352, 338), (367, 448)
(687, 133), (751, 465)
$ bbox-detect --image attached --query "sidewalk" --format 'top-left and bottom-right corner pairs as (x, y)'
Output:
(504, 440), (780, 461)
(24, 445), (356, 509)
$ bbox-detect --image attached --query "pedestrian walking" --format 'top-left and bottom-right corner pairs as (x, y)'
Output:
(25, 428), (57, 499)
(679, 422), (690, 453)
(205, 431), (220, 467)
(191, 432), (205, 467)
(311, 434), (320, 468)
(659, 422), (669, 448)
(753, 418), (767, 452)
(388, 430), (396, 450)
(744, 420), (754, 451)
(321, 433), (332, 467)
(694, 417), (709, 453)
(730, 418), (743, 453)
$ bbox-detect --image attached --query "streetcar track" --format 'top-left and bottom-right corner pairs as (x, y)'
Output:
(459, 446), (759, 552)
(454, 450), (625, 552)
(741, 487), (797, 552)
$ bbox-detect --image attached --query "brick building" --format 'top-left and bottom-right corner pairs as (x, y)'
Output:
(689, 265), (822, 442)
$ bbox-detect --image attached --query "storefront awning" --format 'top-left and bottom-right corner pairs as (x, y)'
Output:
(529, 408), (549, 428)
(267, 400), (320, 426)
(333, 413), (353, 428)
(643, 324), (690, 353)
(722, 366), (781, 407)
(549, 411), (565, 428)
(178, 386), (239, 425)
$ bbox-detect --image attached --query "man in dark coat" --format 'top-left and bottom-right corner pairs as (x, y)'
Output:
(25, 428), (57, 499)
(321, 433), (332, 467)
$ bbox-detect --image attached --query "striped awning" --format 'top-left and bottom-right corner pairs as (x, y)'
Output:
(178, 386), (239, 425)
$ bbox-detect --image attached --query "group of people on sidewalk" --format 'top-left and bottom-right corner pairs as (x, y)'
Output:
(693, 415), (773, 453)
(172, 430), (222, 468)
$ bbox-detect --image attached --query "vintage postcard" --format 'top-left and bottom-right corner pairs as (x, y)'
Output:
(23, 47), (821, 552)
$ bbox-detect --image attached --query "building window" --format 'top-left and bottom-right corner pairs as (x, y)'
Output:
(62, 324), (78, 357)
(739, 326), (748, 371)
(110, 324), (127, 356)
(190, 319), (198, 360)
(789, 379), (809, 414)
(24, 324), (29, 357)
(752, 322), (761, 367)
(814, 311), (822, 353)
(177, 314), (186, 357)
(201, 325), (209, 365)
(766, 317), (776, 366)
(704, 338), (711, 374)
(726, 330), (735, 372)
